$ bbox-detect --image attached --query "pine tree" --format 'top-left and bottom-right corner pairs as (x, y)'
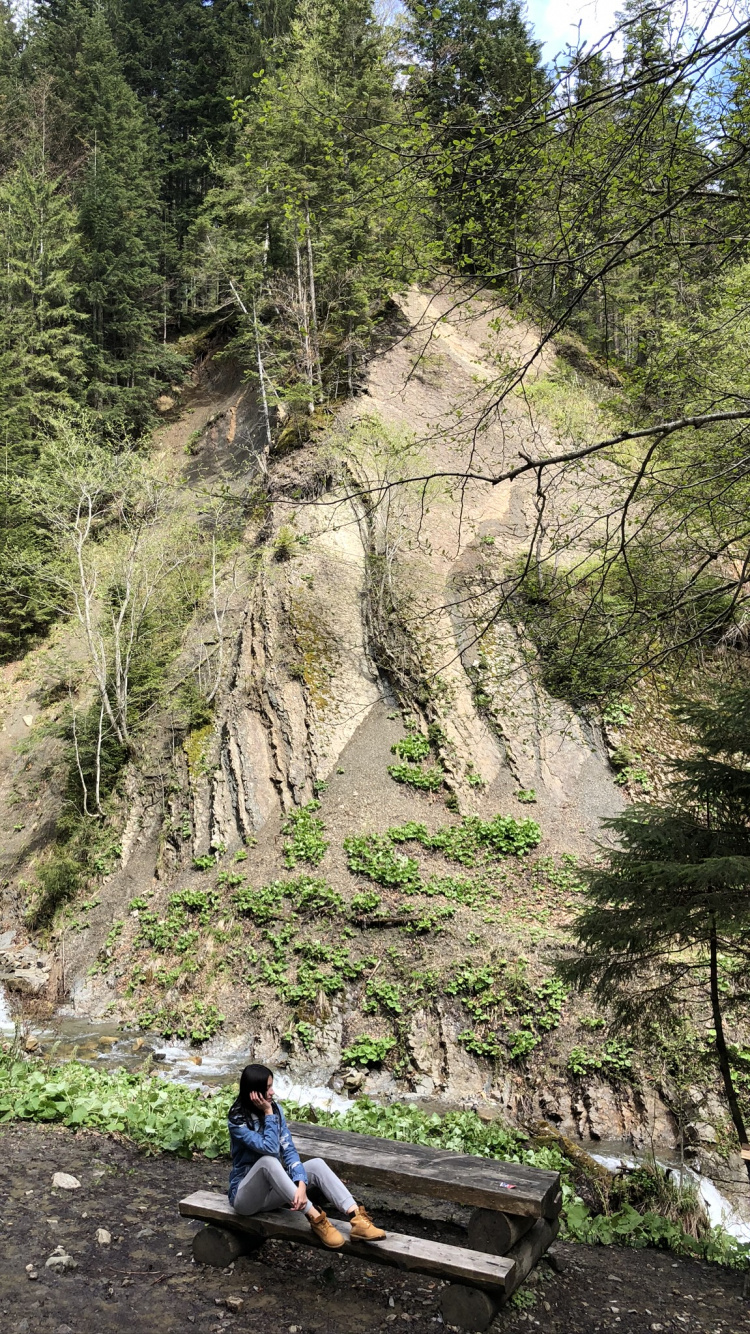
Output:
(403, 0), (547, 274)
(104, 0), (297, 239)
(0, 104), (85, 660)
(562, 685), (750, 1183)
(40, 4), (182, 430)
(0, 108), (85, 458)
(195, 0), (424, 409)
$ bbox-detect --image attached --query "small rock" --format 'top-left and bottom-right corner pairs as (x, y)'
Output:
(650, 1325), (665, 1331)
(24, 1036), (39, 1053)
(544, 1245), (566, 1274)
(52, 1172), (81, 1190)
(54, 1327), (74, 1334)
(225, 1298), (244, 1314)
(96, 1228), (112, 1245)
(25, 1264), (38, 1281)
(45, 1246), (78, 1273)
(22, 714), (33, 727)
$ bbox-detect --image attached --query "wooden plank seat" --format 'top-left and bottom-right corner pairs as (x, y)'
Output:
(179, 1189), (516, 1290)
(288, 1120), (561, 1219)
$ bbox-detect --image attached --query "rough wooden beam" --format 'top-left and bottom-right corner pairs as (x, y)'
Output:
(179, 1191), (515, 1291)
(288, 1123), (560, 1218)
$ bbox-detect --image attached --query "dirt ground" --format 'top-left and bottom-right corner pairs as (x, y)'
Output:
(0, 1123), (748, 1334)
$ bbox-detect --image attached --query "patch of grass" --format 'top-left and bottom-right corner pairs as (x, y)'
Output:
(282, 800), (329, 868)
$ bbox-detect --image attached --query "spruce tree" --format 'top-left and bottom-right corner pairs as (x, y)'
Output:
(563, 686), (750, 1183)
(196, 0), (423, 407)
(0, 109), (85, 660)
(403, 0), (547, 274)
(42, 5), (181, 431)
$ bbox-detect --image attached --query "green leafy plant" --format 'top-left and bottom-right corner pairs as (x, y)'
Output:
(567, 1039), (633, 1082)
(391, 732), (430, 762)
(351, 890), (381, 914)
(343, 833), (422, 891)
(389, 814), (542, 865)
(282, 800), (329, 868)
(517, 788), (537, 803)
(341, 1035), (396, 1067)
(387, 761), (445, 792)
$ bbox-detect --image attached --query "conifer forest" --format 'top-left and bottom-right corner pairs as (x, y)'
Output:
(6, 0), (750, 1311)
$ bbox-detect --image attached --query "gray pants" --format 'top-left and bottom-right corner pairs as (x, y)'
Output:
(233, 1156), (356, 1218)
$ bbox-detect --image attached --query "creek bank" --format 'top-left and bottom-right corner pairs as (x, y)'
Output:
(0, 1120), (747, 1334)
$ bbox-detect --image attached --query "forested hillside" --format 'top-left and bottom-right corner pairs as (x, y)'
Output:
(3, 0), (750, 1228)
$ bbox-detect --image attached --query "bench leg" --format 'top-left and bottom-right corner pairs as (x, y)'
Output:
(468, 1207), (535, 1256)
(192, 1224), (263, 1268)
(439, 1284), (498, 1332)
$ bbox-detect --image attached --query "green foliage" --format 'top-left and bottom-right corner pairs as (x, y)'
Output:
(517, 788), (537, 803)
(344, 833), (422, 891)
(341, 1035), (396, 1067)
(563, 682), (750, 1146)
(351, 890), (381, 914)
(389, 814), (542, 865)
(363, 978), (404, 1015)
(25, 854), (81, 930)
(137, 997), (225, 1044)
(448, 959), (566, 1063)
(391, 732), (430, 762)
(134, 886), (219, 953)
(567, 1040), (633, 1082)
(282, 800), (329, 868)
(387, 761), (445, 792)
(232, 875), (343, 934)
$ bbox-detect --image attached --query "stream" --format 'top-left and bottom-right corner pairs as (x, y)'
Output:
(2, 984), (748, 1242)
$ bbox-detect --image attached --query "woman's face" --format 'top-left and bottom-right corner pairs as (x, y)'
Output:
(266, 1075), (274, 1101)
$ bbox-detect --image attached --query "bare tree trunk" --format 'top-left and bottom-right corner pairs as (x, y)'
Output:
(253, 298), (273, 457)
(295, 241), (315, 414)
(305, 206), (323, 396)
(709, 918), (750, 1185)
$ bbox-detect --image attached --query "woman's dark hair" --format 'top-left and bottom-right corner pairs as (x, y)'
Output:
(229, 1063), (273, 1124)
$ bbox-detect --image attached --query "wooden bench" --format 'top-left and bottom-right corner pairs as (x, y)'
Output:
(180, 1122), (561, 1332)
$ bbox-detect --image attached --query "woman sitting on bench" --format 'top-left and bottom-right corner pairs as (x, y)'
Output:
(228, 1063), (386, 1250)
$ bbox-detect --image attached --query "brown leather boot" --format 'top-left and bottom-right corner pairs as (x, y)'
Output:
(309, 1210), (347, 1249)
(349, 1206), (386, 1241)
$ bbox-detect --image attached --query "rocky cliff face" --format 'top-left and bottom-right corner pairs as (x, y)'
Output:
(1, 288), (740, 1196)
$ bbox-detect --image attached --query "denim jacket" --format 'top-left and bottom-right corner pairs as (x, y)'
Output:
(227, 1100), (307, 1205)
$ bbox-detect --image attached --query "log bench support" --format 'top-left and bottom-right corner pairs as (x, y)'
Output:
(179, 1130), (562, 1333)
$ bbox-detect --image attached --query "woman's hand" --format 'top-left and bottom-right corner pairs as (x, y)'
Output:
(249, 1090), (273, 1115)
(291, 1181), (308, 1211)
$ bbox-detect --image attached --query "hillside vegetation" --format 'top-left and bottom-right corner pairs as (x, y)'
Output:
(2, 0), (750, 1234)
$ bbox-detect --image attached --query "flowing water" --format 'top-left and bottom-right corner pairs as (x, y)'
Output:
(2, 981), (747, 1235)
(592, 1145), (750, 1243)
